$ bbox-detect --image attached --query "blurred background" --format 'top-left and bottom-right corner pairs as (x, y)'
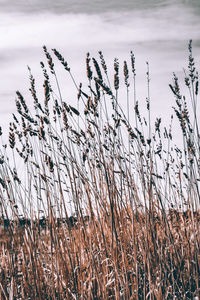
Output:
(0, 0), (200, 131)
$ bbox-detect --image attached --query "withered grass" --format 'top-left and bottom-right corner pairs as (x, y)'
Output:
(0, 41), (199, 299)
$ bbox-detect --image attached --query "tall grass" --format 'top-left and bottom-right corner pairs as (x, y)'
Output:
(0, 41), (199, 299)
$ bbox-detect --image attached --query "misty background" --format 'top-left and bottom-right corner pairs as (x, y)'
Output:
(0, 0), (200, 132)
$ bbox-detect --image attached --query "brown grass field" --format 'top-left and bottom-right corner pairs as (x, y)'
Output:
(0, 41), (199, 299)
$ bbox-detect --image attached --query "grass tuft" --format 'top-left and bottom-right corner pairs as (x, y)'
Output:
(0, 42), (199, 299)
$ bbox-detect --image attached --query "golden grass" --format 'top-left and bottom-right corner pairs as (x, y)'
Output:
(0, 41), (199, 298)
(0, 209), (199, 299)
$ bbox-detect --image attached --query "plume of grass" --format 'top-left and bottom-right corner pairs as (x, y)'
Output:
(0, 41), (199, 299)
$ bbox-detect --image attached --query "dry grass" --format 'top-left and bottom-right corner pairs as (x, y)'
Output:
(0, 209), (199, 299)
(0, 41), (199, 299)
